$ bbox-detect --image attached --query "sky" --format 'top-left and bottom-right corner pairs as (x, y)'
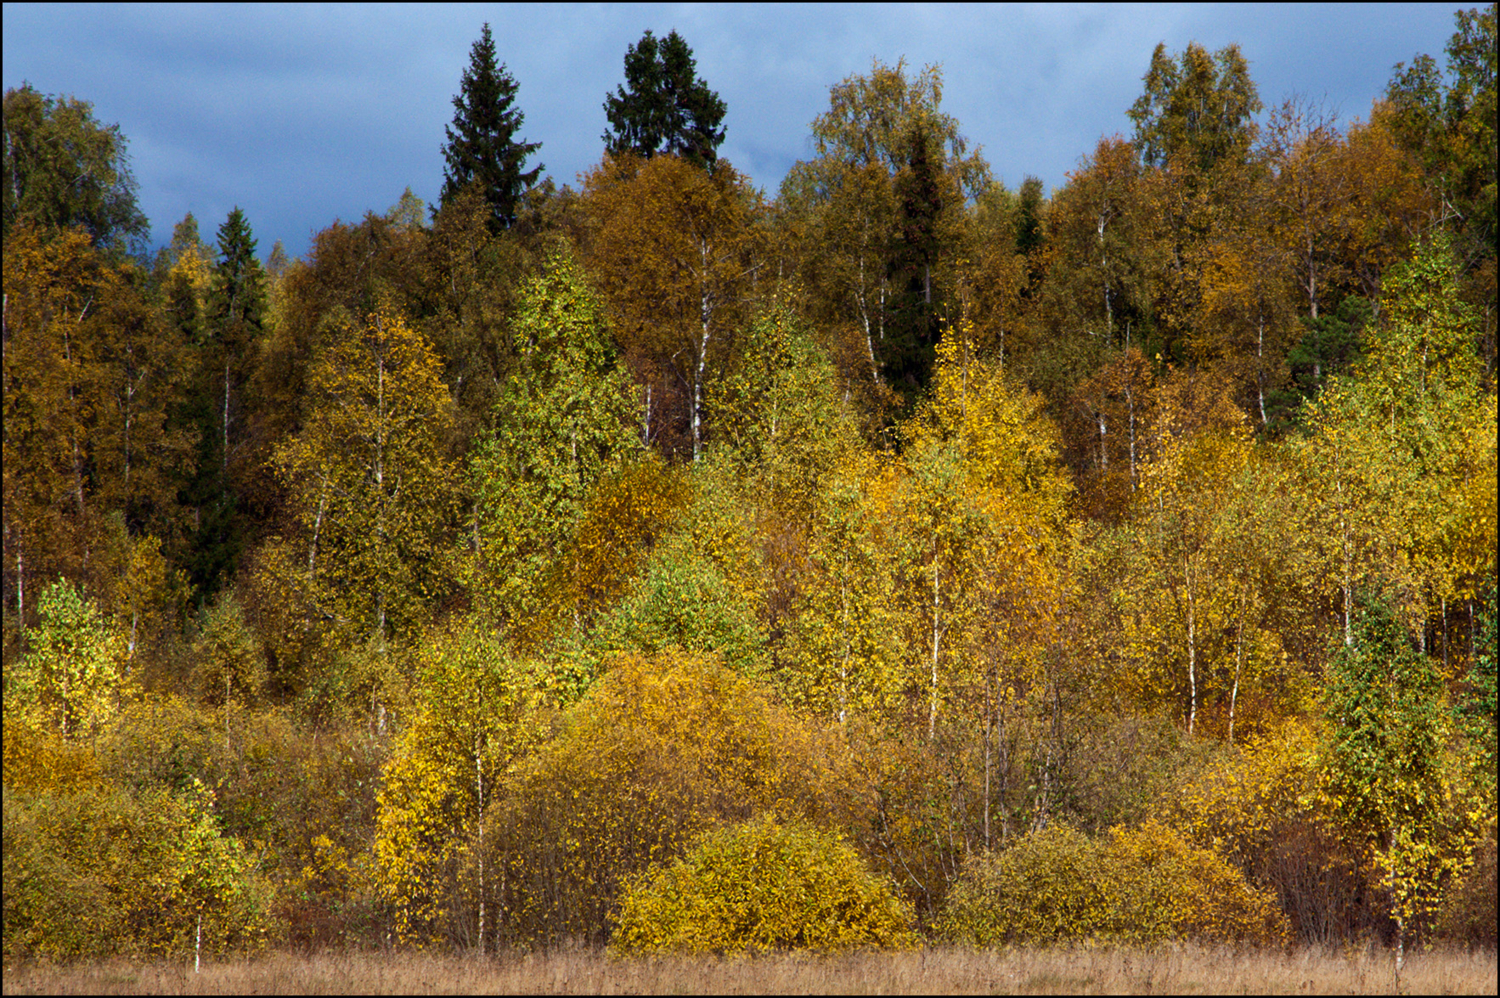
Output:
(3, 3), (1466, 261)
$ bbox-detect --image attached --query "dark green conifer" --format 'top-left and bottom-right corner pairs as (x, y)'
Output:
(439, 23), (542, 232)
(603, 29), (726, 169)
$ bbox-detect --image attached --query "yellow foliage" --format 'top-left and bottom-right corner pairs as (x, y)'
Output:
(3, 778), (275, 960)
(938, 820), (1287, 946)
(611, 815), (917, 954)
(1166, 720), (1322, 874)
(373, 623), (544, 946)
(1, 719), (103, 795)
(487, 652), (844, 948)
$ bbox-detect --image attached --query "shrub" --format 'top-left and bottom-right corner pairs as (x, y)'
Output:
(1100, 820), (1288, 945)
(611, 815), (917, 954)
(1436, 826), (1497, 949)
(938, 820), (1287, 947)
(3, 779), (275, 960)
(1164, 722), (1380, 944)
(936, 824), (1106, 945)
(486, 652), (842, 947)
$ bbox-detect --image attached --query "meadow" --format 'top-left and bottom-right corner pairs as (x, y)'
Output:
(4, 944), (1496, 995)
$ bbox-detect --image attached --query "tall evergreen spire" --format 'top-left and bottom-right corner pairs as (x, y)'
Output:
(440, 22), (543, 232)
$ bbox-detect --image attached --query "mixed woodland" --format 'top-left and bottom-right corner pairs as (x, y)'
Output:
(3, 10), (1496, 961)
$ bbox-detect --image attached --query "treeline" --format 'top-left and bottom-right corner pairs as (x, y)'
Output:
(3, 10), (1496, 960)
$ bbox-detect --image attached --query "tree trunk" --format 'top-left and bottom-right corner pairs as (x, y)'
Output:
(476, 737), (485, 956)
(929, 558), (941, 741)
(1186, 571), (1198, 738)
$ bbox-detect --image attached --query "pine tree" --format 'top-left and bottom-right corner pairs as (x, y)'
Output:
(603, 29), (726, 169)
(883, 125), (944, 404)
(186, 207), (265, 595)
(439, 23), (542, 233)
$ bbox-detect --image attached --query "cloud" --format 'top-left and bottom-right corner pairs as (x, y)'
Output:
(2, 3), (1461, 258)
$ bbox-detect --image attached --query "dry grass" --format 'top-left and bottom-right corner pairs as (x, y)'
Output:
(4, 943), (1496, 995)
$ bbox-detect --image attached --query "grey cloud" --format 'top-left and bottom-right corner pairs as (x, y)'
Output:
(2, 2), (1461, 258)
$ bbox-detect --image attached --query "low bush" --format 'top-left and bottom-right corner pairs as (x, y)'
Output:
(938, 820), (1287, 947)
(611, 815), (917, 954)
(2, 779), (275, 960)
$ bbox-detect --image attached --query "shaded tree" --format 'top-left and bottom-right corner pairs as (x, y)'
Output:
(583, 153), (763, 461)
(182, 208), (266, 596)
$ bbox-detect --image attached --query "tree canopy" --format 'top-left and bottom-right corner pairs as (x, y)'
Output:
(602, 29), (726, 169)
(2, 83), (148, 253)
(2, 7), (1496, 966)
(439, 22), (543, 232)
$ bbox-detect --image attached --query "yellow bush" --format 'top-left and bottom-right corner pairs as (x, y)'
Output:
(1100, 820), (1288, 945)
(3, 779), (275, 960)
(487, 651), (843, 947)
(938, 821), (1287, 946)
(611, 815), (917, 954)
(938, 824), (1111, 945)
(1163, 721), (1380, 943)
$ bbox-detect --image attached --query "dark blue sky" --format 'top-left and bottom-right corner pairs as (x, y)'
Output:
(3, 3), (1465, 260)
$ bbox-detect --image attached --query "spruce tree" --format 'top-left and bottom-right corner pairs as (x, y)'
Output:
(603, 29), (726, 169)
(440, 23), (542, 232)
(883, 125), (943, 405)
(186, 207), (266, 595)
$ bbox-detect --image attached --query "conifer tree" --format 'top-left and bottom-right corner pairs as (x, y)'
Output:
(186, 207), (265, 595)
(439, 23), (542, 233)
(603, 29), (726, 169)
(884, 124), (944, 404)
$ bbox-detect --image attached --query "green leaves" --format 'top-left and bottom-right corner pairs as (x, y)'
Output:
(1318, 586), (1455, 947)
(3, 777), (273, 960)
(2, 83), (148, 254)
(5, 581), (128, 738)
(1319, 589), (1446, 847)
(440, 23), (543, 232)
(465, 253), (639, 636)
(1127, 42), (1262, 173)
(603, 29), (726, 169)
(270, 306), (459, 644)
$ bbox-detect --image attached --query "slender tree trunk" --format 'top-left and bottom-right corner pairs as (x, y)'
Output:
(476, 737), (485, 956)
(1099, 211), (1112, 341)
(1257, 312), (1268, 430)
(1230, 596), (1246, 746)
(1186, 566), (1198, 738)
(929, 558), (941, 741)
(308, 473), (328, 575)
(14, 549), (22, 651)
(839, 575), (850, 725)
(984, 669), (992, 851)
(858, 253), (881, 385)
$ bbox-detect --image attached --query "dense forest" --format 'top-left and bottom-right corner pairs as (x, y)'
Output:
(3, 9), (1496, 961)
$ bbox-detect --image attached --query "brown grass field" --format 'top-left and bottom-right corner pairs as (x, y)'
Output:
(3, 944), (1496, 995)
